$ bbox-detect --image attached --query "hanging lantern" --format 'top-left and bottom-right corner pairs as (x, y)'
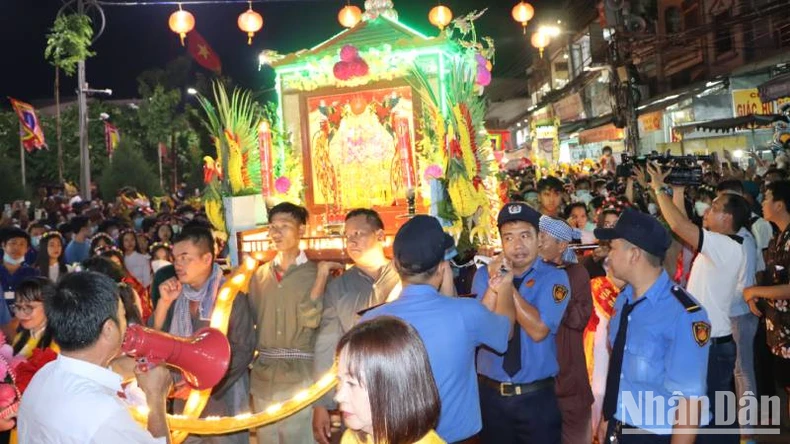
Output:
(512, 1), (535, 34)
(338, 4), (362, 28)
(169, 5), (195, 46)
(531, 31), (550, 58)
(428, 5), (453, 31)
(238, 4), (264, 45)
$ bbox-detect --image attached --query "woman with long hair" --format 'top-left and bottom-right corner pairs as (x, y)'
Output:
(34, 232), (67, 282)
(148, 242), (173, 274)
(12, 277), (58, 358)
(118, 229), (151, 288)
(154, 223), (173, 244)
(335, 316), (444, 444)
(94, 247), (153, 323)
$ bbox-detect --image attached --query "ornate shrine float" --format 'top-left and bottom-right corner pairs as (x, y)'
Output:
(202, 1), (500, 264)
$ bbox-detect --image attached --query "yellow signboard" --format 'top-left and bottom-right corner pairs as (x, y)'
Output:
(732, 89), (790, 116)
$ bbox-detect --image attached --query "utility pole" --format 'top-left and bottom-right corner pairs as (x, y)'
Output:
(77, 0), (91, 201)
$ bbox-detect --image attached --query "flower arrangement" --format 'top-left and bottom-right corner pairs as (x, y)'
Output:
(0, 331), (57, 419)
(333, 45), (369, 81)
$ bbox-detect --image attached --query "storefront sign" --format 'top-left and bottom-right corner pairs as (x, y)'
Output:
(536, 125), (558, 139)
(552, 93), (586, 122)
(579, 124), (624, 145)
(732, 89), (790, 117)
(638, 111), (663, 133)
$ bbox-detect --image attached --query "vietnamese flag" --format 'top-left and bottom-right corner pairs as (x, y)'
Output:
(187, 30), (222, 74)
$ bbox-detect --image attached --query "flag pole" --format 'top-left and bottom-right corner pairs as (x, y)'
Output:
(158, 142), (164, 191)
(19, 121), (26, 189)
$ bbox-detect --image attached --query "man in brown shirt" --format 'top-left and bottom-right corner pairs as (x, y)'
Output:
(248, 203), (319, 444)
(538, 216), (594, 444)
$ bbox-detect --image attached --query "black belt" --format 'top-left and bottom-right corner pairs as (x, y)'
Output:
(478, 375), (554, 397)
(712, 335), (733, 345)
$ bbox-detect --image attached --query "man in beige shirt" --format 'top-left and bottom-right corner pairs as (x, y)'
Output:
(248, 202), (319, 444)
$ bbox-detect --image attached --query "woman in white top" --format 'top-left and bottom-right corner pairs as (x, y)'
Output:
(34, 231), (67, 282)
(118, 229), (152, 287)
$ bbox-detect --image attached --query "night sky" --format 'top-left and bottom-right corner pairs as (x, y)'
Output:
(2, 0), (545, 103)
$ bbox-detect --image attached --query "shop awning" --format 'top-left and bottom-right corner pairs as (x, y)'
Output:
(758, 72), (790, 103)
(693, 114), (788, 133)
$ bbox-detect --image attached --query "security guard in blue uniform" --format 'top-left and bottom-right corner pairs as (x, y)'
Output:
(594, 209), (711, 444)
(473, 202), (570, 443)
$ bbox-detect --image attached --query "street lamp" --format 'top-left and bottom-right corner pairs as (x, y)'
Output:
(187, 87), (198, 95)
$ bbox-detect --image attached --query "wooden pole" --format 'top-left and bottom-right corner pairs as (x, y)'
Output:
(19, 122), (26, 189)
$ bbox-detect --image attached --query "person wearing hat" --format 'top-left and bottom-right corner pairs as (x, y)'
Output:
(538, 216), (594, 444)
(472, 202), (571, 443)
(594, 209), (710, 444)
(648, 163), (748, 444)
(360, 215), (511, 443)
(0, 228), (39, 336)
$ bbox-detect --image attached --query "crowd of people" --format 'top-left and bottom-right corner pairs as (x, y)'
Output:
(0, 148), (788, 444)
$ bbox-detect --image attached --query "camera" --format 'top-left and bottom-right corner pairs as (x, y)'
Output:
(617, 152), (712, 187)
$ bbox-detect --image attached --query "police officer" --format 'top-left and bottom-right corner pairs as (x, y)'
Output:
(594, 209), (711, 444)
(472, 202), (570, 443)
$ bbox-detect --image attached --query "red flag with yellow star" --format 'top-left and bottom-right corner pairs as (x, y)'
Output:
(187, 30), (221, 74)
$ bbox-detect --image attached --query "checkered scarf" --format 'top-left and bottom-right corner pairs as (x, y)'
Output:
(539, 215), (579, 264)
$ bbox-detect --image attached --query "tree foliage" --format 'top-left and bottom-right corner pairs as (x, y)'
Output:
(44, 13), (96, 76)
(99, 140), (161, 198)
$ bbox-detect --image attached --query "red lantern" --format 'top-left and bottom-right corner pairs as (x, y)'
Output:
(338, 4), (362, 28)
(531, 31), (550, 58)
(169, 6), (195, 46)
(238, 5), (263, 45)
(428, 5), (453, 31)
(512, 1), (535, 34)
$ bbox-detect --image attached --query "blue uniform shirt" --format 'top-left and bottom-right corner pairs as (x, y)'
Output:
(609, 271), (711, 434)
(361, 284), (510, 442)
(474, 259), (570, 383)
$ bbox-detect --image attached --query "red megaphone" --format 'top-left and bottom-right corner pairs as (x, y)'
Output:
(121, 324), (231, 391)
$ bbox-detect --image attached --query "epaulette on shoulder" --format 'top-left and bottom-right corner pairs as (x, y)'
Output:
(670, 285), (701, 313)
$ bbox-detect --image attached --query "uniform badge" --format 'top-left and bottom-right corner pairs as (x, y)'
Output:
(508, 204), (522, 214)
(693, 321), (711, 346)
(526, 279), (535, 288)
(553, 284), (569, 303)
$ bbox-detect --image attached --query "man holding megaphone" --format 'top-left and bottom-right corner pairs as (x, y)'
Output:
(17, 271), (174, 443)
(151, 224), (255, 444)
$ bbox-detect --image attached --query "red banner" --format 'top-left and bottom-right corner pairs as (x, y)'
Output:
(187, 30), (222, 74)
(9, 97), (46, 152)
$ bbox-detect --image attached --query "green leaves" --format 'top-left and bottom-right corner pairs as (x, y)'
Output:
(44, 13), (96, 77)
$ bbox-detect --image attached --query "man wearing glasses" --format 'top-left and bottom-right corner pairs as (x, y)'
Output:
(310, 209), (400, 444)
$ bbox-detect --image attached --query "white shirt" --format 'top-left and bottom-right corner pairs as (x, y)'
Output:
(48, 263), (60, 282)
(730, 227), (759, 317)
(18, 355), (165, 444)
(750, 214), (772, 272)
(687, 229), (746, 337)
(124, 251), (152, 287)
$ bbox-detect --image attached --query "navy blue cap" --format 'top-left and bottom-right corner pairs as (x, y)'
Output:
(497, 202), (541, 230)
(594, 209), (671, 258)
(393, 215), (455, 274)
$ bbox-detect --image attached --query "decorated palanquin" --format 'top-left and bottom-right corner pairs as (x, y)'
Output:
(237, 4), (500, 261)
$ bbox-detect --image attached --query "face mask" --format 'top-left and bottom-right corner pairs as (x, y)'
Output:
(133, 217), (144, 231)
(31, 236), (41, 249)
(172, 225), (182, 235)
(151, 259), (172, 274)
(648, 203), (658, 215)
(694, 201), (711, 217)
(3, 253), (24, 266)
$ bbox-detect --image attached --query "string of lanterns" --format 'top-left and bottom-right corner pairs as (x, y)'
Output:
(168, 1), (263, 46)
(168, 1), (547, 56)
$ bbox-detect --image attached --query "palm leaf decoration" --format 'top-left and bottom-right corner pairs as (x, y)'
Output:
(196, 80), (263, 196)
